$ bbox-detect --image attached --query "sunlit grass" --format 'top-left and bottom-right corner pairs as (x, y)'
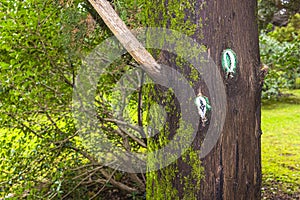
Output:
(261, 89), (300, 194)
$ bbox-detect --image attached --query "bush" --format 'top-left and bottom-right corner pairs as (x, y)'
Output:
(0, 0), (147, 198)
(259, 30), (300, 98)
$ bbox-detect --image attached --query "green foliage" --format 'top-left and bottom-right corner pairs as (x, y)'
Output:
(258, 2), (300, 99)
(0, 0), (150, 198)
(113, 0), (144, 28)
(258, 0), (300, 30)
(295, 77), (300, 89)
(257, 0), (278, 30)
(0, 0), (113, 198)
(259, 21), (300, 99)
(269, 13), (300, 42)
(261, 89), (300, 195)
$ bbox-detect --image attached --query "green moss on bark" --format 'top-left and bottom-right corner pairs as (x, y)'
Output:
(144, 0), (207, 198)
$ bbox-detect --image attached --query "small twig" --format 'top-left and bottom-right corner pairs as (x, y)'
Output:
(70, 163), (102, 172)
(100, 168), (138, 193)
(137, 70), (145, 139)
(117, 126), (146, 148)
(6, 113), (44, 139)
(72, 166), (103, 181)
(81, 178), (106, 186)
(90, 167), (119, 200)
(69, 146), (97, 163)
(103, 118), (143, 133)
(42, 106), (61, 132)
(140, 172), (146, 185)
(128, 173), (145, 191)
(62, 166), (102, 199)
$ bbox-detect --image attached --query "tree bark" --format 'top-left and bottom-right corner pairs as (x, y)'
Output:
(88, 0), (262, 198)
(145, 0), (262, 199)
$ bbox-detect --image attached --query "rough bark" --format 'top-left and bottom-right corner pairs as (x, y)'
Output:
(88, 0), (262, 199)
(145, 0), (262, 199)
(199, 1), (262, 199)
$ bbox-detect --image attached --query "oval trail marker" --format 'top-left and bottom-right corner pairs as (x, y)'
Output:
(221, 49), (237, 78)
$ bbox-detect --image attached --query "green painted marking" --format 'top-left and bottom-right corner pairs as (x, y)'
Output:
(194, 95), (211, 119)
(221, 49), (237, 78)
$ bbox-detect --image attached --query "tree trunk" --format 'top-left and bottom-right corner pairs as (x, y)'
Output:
(145, 0), (262, 199)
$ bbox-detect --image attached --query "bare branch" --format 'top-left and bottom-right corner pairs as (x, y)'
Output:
(100, 168), (138, 193)
(117, 126), (146, 148)
(87, 0), (162, 79)
(137, 71), (145, 139)
(89, 168), (118, 200)
(103, 118), (143, 134)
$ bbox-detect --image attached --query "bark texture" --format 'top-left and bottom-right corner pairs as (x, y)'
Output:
(145, 0), (262, 199)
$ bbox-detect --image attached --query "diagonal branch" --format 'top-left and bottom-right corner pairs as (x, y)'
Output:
(87, 0), (162, 78)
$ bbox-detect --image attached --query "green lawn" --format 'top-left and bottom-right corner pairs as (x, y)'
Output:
(261, 89), (300, 197)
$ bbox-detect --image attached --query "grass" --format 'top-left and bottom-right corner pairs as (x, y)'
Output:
(261, 89), (300, 197)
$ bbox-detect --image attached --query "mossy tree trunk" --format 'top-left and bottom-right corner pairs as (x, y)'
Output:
(145, 0), (262, 199)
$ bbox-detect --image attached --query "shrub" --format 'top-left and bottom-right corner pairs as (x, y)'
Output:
(259, 31), (300, 98)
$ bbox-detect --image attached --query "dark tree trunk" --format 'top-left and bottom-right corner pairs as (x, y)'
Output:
(198, 1), (262, 199)
(145, 0), (262, 199)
